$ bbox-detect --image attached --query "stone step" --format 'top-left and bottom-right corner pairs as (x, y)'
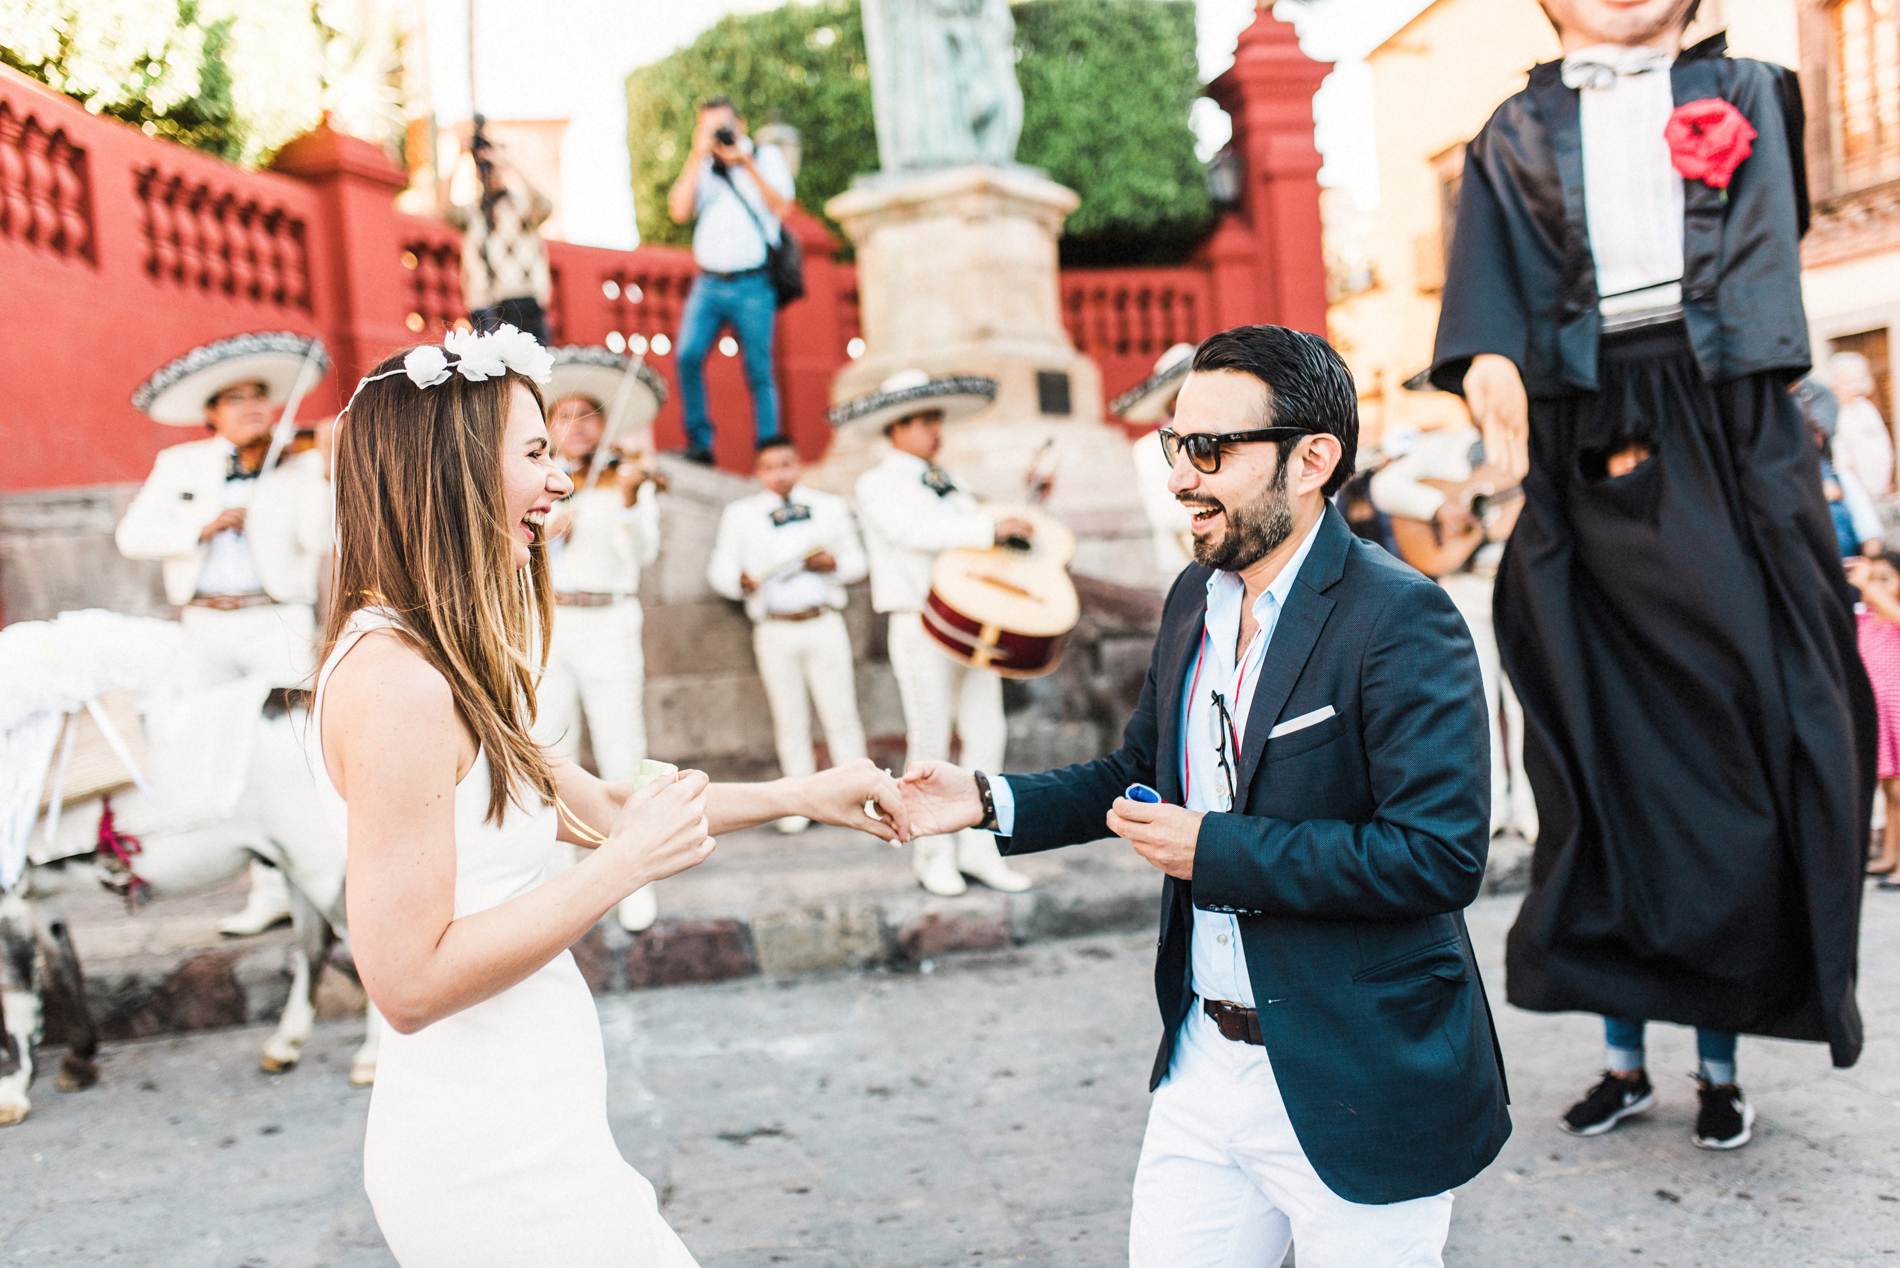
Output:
(43, 824), (1533, 1047)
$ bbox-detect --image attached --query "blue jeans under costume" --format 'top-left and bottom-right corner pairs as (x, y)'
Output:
(1605, 1017), (1738, 1084)
(675, 269), (779, 454)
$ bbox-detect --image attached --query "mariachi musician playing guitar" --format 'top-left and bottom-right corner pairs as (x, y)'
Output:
(1370, 420), (1536, 842)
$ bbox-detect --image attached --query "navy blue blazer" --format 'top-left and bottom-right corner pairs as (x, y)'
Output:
(1003, 507), (1512, 1205)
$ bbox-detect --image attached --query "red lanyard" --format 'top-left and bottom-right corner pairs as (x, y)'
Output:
(1182, 619), (1267, 805)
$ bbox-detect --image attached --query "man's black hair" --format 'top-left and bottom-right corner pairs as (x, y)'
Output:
(699, 95), (737, 114)
(755, 435), (797, 456)
(1189, 324), (1359, 498)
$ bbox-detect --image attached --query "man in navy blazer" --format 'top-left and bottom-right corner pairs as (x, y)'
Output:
(902, 325), (1510, 1266)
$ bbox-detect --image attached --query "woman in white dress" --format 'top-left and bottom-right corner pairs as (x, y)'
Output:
(312, 330), (912, 1267)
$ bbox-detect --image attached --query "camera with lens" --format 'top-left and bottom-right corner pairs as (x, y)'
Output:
(713, 125), (737, 147)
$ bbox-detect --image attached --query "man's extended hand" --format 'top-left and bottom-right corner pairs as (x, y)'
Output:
(1464, 354), (1529, 485)
(1107, 796), (1204, 880)
(899, 761), (986, 837)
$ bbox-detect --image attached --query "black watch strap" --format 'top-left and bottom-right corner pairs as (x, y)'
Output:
(973, 770), (1001, 834)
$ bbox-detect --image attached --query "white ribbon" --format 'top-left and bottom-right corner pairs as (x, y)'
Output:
(1561, 44), (1676, 91)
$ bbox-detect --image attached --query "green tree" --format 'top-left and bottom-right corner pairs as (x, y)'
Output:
(626, 0), (1211, 265)
(1, 0), (399, 168)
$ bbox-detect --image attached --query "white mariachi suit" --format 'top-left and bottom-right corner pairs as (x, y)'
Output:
(115, 436), (330, 932)
(115, 437), (329, 691)
(1369, 424), (1537, 840)
(531, 479), (662, 781)
(855, 450), (1027, 893)
(707, 484), (869, 782)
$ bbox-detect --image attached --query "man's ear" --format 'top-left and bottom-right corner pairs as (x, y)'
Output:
(1299, 434), (1344, 494)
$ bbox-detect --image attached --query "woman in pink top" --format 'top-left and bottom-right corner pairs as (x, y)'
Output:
(1847, 552), (1900, 885)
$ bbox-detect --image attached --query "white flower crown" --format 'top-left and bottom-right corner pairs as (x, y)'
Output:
(343, 324), (555, 414)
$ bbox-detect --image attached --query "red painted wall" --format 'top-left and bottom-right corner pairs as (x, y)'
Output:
(0, 7), (1327, 494)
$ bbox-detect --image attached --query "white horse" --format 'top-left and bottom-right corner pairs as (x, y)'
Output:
(0, 689), (380, 1127)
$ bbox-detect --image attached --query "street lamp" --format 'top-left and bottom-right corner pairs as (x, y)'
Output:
(1207, 146), (1242, 212)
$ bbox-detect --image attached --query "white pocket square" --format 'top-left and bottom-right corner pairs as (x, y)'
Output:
(1268, 705), (1336, 739)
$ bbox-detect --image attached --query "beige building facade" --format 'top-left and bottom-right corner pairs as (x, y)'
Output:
(1324, 0), (1899, 449)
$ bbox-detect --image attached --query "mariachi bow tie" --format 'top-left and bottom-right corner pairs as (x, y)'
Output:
(770, 502), (813, 527)
(225, 452), (262, 482)
(1560, 45), (1675, 91)
(921, 465), (957, 498)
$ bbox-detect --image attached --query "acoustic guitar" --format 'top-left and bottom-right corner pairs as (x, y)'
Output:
(923, 505), (1080, 679)
(1388, 466), (1524, 578)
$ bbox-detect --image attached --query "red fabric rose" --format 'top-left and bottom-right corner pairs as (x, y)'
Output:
(1664, 98), (1757, 190)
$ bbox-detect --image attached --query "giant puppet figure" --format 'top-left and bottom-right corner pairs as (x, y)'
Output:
(1430, 0), (1874, 1149)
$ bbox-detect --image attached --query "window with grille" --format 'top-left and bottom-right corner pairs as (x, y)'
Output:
(1833, 0), (1900, 192)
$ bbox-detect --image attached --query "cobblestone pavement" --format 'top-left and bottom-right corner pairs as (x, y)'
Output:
(6, 891), (1898, 1267)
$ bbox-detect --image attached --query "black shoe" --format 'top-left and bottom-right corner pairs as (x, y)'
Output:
(665, 447), (714, 467)
(1691, 1078), (1754, 1150)
(1560, 1070), (1656, 1136)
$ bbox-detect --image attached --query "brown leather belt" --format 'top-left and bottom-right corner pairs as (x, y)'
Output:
(766, 606), (829, 622)
(1203, 998), (1264, 1046)
(554, 591), (619, 608)
(188, 592), (276, 611)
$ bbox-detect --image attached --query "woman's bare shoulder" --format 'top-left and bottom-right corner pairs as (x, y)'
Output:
(325, 630), (455, 734)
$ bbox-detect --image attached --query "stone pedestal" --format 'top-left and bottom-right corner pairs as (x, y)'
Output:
(816, 166), (1162, 586)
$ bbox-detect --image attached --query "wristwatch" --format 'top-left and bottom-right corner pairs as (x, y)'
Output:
(972, 770), (1000, 834)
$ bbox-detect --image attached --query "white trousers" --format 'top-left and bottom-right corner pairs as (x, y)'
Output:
(177, 602), (316, 691)
(886, 610), (1006, 854)
(1438, 573), (1534, 832)
(753, 610), (867, 778)
(533, 601), (646, 781)
(1130, 1005), (1454, 1268)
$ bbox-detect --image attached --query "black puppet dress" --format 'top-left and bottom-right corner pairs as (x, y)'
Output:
(1431, 34), (1873, 1067)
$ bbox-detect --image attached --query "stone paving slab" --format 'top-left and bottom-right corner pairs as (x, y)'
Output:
(7, 889), (1898, 1266)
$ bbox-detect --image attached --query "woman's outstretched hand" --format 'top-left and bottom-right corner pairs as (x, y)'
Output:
(898, 761), (986, 838)
(599, 768), (714, 896)
(794, 759), (913, 844)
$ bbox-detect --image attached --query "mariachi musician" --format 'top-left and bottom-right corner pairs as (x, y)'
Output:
(839, 370), (1033, 897)
(533, 345), (667, 933)
(1370, 418), (1537, 842)
(116, 332), (332, 937)
(1110, 342), (1198, 576)
(707, 437), (871, 835)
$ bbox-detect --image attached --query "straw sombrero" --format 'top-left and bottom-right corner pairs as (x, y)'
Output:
(1107, 342), (1196, 424)
(826, 369), (997, 434)
(132, 332), (329, 426)
(546, 346), (668, 439)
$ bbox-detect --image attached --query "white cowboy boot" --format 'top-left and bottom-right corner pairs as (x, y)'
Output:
(218, 860), (293, 937)
(913, 834), (967, 896)
(615, 884), (658, 933)
(956, 829), (1031, 893)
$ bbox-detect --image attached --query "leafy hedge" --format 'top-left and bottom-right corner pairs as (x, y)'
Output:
(626, 0), (1211, 265)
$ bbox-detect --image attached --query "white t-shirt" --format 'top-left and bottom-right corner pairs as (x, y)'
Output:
(692, 142), (794, 275)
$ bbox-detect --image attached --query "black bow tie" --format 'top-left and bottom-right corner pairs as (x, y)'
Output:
(771, 502), (813, 527)
(921, 466), (956, 497)
(226, 453), (261, 482)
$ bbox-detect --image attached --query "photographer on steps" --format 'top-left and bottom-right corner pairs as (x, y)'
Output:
(666, 96), (796, 466)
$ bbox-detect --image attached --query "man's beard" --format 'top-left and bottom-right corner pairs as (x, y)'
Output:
(1186, 457), (1295, 573)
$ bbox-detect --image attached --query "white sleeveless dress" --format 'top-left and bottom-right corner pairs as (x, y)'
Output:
(313, 608), (699, 1267)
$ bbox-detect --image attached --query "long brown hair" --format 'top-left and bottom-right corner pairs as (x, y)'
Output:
(324, 348), (557, 824)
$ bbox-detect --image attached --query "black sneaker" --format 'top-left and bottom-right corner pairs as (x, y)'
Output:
(1560, 1070), (1656, 1136)
(1691, 1078), (1754, 1150)
(665, 447), (715, 467)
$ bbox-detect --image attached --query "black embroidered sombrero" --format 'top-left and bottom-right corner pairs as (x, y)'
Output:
(826, 370), (998, 434)
(1107, 342), (1197, 424)
(132, 332), (329, 426)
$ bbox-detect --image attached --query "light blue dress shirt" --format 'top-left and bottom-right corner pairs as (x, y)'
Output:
(992, 516), (1325, 1008)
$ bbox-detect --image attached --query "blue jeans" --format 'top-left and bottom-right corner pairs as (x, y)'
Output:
(1604, 1017), (1737, 1081)
(675, 269), (779, 454)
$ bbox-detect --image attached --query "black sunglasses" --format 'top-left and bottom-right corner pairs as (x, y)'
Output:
(1158, 426), (1313, 475)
